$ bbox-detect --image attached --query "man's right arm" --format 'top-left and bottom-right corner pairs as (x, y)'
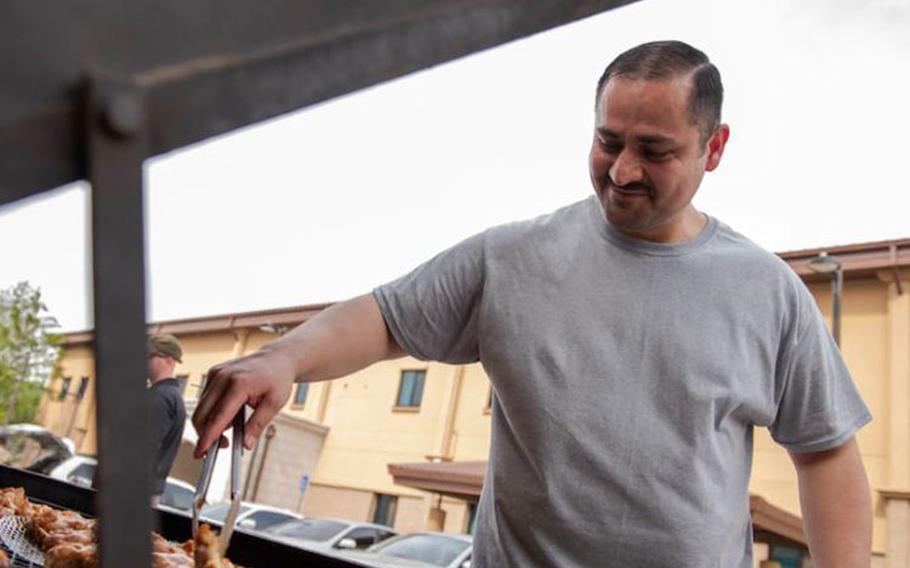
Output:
(191, 293), (402, 457)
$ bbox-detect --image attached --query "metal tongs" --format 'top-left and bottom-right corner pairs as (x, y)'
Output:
(192, 407), (245, 554)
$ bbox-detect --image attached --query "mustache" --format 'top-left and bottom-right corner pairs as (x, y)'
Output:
(604, 175), (654, 196)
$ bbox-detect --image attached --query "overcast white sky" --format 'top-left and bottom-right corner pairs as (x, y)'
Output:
(1, 0), (908, 332)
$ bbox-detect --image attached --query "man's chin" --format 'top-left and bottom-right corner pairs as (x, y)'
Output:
(601, 198), (649, 231)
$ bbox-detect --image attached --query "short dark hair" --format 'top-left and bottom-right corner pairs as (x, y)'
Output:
(595, 40), (723, 144)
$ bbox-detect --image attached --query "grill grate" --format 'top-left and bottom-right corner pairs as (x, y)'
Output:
(0, 516), (44, 568)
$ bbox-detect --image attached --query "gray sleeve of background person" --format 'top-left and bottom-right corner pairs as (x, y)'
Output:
(373, 231), (485, 364)
(770, 283), (871, 453)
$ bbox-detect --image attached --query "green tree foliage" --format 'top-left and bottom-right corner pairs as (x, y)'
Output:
(0, 282), (61, 424)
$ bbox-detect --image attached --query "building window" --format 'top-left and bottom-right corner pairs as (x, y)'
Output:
(76, 377), (90, 400)
(770, 546), (803, 568)
(466, 503), (479, 534)
(372, 494), (398, 527)
(293, 383), (309, 406)
(195, 373), (209, 397)
(175, 374), (189, 395)
(395, 370), (426, 408)
(58, 377), (72, 401)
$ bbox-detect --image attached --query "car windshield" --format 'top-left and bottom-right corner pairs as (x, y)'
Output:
(264, 518), (347, 542)
(200, 503), (251, 523)
(0, 428), (71, 474)
(372, 534), (470, 567)
(160, 483), (194, 511)
(67, 463), (95, 487)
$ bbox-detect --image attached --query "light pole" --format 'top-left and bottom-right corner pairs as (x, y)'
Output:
(808, 252), (843, 347)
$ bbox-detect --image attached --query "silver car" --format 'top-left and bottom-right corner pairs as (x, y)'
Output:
(262, 517), (397, 552)
(341, 532), (472, 568)
(199, 501), (301, 534)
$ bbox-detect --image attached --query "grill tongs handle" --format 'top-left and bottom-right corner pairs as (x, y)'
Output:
(192, 407), (245, 555)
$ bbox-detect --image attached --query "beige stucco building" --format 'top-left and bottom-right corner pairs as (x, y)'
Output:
(36, 237), (910, 567)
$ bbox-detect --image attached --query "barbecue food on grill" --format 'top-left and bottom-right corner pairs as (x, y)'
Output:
(26, 504), (96, 568)
(43, 542), (96, 568)
(28, 504), (96, 549)
(0, 486), (241, 568)
(194, 523), (237, 568)
(153, 550), (195, 568)
(42, 532), (199, 568)
(0, 487), (29, 517)
(152, 532), (194, 568)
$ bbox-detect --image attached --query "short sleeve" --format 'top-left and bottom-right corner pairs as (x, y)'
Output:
(770, 286), (871, 453)
(373, 231), (485, 364)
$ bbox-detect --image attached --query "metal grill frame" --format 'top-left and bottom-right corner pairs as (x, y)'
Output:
(0, 2), (639, 565)
(0, 465), (364, 567)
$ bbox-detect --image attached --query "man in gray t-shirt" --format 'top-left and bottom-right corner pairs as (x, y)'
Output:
(193, 41), (872, 566)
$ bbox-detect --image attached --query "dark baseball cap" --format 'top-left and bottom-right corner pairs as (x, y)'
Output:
(148, 334), (183, 363)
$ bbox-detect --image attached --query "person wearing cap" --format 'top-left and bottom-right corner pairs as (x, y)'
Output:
(147, 333), (187, 504)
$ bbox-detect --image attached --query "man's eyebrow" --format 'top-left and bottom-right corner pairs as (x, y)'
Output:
(595, 128), (675, 145)
(636, 134), (675, 145)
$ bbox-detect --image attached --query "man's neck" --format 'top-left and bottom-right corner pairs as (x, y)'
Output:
(148, 375), (173, 386)
(613, 206), (708, 244)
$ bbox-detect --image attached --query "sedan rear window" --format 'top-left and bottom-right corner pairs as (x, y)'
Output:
(374, 534), (470, 567)
(266, 518), (347, 542)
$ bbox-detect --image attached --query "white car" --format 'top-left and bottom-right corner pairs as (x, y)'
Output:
(48, 455), (195, 514)
(342, 532), (473, 568)
(262, 517), (397, 552)
(199, 501), (301, 534)
(0, 423), (75, 474)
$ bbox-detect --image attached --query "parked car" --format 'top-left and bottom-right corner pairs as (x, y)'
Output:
(0, 424), (74, 474)
(341, 532), (473, 568)
(157, 477), (195, 514)
(48, 455), (195, 513)
(48, 455), (97, 487)
(262, 517), (397, 552)
(199, 501), (301, 533)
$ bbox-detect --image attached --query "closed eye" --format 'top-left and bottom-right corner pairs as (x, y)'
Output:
(644, 148), (671, 161)
(598, 139), (623, 154)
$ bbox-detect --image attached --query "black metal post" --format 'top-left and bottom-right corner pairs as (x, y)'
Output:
(87, 76), (153, 567)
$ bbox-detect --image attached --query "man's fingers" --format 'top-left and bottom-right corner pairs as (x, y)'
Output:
(243, 401), (280, 450)
(194, 385), (247, 458)
(192, 367), (231, 431)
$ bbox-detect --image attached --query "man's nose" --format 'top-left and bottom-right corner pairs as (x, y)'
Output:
(609, 150), (643, 187)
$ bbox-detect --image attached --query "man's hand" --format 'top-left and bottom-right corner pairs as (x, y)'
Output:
(192, 344), (297, 457)
(191, 294), (402, 458)
(790, 436), (871, 567)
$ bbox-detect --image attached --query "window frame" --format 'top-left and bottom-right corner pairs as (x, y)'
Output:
(371, 493), (398, 527)
(76, 376), (90, 400)
(394, 370), (426, 409)
(175, 374), (189, 395)
(58, 377), (72, 401)
(291, 382), (309, 408)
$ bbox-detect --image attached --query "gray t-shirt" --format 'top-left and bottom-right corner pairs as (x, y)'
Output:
(374, 195), (870, 567)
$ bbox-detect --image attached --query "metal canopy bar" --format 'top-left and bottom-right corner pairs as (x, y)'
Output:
(0, 0), (638, 205)
(140, 0), (637, 160)
(87, 77), (153, 567)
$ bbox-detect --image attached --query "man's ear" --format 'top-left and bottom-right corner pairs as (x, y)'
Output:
(705, 124), (730, 172)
